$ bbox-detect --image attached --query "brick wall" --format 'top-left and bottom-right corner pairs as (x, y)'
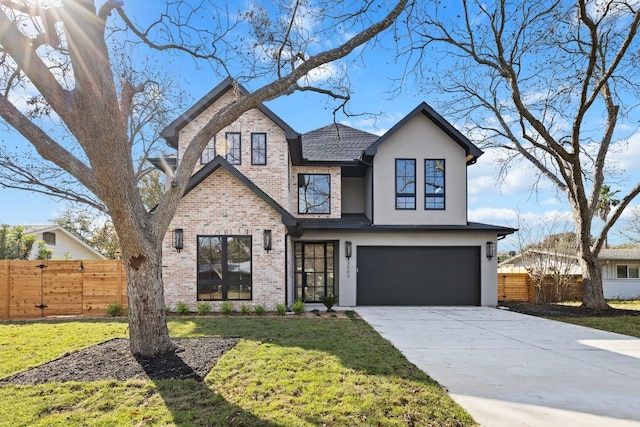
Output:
(291, 165), (342, 219)
(163, 168), (287, 311)
(177, 90), (292, 212)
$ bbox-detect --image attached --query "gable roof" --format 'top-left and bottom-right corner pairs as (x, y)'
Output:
(301, 123), (379, 162)
(20, 225), (107, 259)
(599, 248), (640, 260)
(363, 102), (483, 165)
(160, 77), (303, 164)
(184, 156), (301, 235)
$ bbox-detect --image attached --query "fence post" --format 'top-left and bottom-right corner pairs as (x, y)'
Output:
(2, 261), (9, 319)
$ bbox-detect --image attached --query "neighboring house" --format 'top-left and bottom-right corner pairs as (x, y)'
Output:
(600, 248), (640, 299)
(154, 78), (515, 310)
(498, 250), (582, 275)
(22, 225), (106, 260)
(498, 248), (640, 299)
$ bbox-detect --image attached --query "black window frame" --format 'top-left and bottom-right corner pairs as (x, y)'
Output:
(197, 235), (252, 301)
(294, 241), (335, 303)
(298, 173), (331, 214)
(395, 158), (416, 210)
(251, 132), (267, 165)
(200, 136), (216, 164)
(220, 132), (241, 165)
(425, 159), (446, 210)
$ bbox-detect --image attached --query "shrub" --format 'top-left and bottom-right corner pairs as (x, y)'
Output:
(220, 301), (234, 315)
(276, 303), (287, 316)
(196, 302), (211, 315)
(312, 309), (321, 317)
(345, 310), (356, 319)
(175, 301), (190, 315)
(165, 306), (173, 315)
(320, 294), (338, 312)
(106, 302), (123, 317)
(240, 303), (251, 315)
(291, 299), (305, 315)
(254, 304), (265, 315)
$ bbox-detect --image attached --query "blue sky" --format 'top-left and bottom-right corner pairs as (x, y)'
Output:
(1, 1), (639, 252)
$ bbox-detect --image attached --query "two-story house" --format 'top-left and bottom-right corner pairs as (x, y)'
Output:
(156, 78), (515, 310)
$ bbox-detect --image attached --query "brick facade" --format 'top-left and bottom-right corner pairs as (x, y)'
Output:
(177, 90), (293, 211)
(163, 167), (287, 311)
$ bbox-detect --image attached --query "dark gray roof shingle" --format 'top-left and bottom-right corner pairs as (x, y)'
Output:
(301, 123), (379, 162)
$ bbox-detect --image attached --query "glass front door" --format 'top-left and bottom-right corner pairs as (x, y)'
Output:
(294, 242), (335, 302)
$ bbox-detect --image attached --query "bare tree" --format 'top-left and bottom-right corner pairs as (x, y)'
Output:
(516, 216), (581, 302)
(406, 0), (640, 309)
(0, 47), (188, 212)
(0, 0), (409, 356)
(620, 206), (640, 244)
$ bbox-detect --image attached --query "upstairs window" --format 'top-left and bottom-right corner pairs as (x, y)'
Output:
(298, 174), (331, 214)
(42, 232), (56, 245)
(251, 133), (267, 165)
(220, 132), (241, 164)
(395, 159), (416, 210)
(616, 264), (639, 279)
(425, 159), (445, 210)
(201, 136), (216, 164)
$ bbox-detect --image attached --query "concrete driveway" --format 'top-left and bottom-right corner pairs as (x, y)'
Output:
(355, 306), (640, 427)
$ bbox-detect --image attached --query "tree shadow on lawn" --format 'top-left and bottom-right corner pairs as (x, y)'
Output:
(140, 353), (281, 427)
(169, 317), (435, 382)
(153, 379), (282, 427)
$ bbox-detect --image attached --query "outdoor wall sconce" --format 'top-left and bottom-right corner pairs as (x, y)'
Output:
(173, 228), (184, 253)
(486, 241), (496, 260)
(78, 262), (84, 272)
(345, 241), (352, 259)
(263, 229), (272, 252)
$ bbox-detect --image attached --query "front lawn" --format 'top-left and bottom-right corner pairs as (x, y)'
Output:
(0, 317), (474, 426)
(548, 315), (640, 338)
(547, 300), (640, 338)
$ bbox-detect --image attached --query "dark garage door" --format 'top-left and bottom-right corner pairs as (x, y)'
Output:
(356, 246), (480, 305)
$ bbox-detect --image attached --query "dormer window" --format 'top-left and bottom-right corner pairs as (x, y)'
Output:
(395, 159), (416, 210)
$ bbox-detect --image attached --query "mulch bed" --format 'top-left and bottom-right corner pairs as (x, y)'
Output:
(500, 301), (640, 318)
(0, 337), (239, 385)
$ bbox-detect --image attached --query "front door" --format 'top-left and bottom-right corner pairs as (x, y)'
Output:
(294, 242), (335, 302)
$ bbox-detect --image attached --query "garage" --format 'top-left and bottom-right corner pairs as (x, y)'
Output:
(356, 246), (480, 305)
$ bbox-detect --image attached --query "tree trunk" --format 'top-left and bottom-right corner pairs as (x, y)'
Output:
(579, 252), (609, 310)
(123, 245), (176, 357)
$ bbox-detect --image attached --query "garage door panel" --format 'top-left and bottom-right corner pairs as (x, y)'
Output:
(357, 246), (480, 305)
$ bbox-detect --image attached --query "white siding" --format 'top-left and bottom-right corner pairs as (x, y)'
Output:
(30, 231), (104, 260)
(602, 261), (640, 299)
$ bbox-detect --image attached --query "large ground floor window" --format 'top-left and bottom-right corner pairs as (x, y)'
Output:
(197, 235), (252, 300)
(294, 242), (335, 303)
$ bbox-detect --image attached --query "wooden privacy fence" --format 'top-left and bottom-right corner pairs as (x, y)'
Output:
(498, 273), (583, 303)
(498, 273), (534, 302)
(0, 260), (127, 319)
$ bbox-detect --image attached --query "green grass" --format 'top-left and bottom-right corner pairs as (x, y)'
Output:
(550, 299), (640, 338)
(0, 317), (474, 426)
(550, 316), (640, 338)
